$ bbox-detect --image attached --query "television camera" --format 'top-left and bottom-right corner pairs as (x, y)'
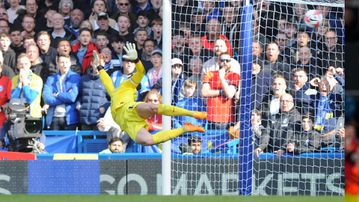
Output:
(5, 98), (42, 152)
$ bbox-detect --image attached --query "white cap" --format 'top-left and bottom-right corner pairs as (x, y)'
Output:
(171, 58), (183, 66)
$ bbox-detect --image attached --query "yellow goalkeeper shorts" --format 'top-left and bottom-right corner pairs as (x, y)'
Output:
(114, 101), (148, 141)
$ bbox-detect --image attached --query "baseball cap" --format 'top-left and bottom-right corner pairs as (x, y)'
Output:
(151, 49), (162, 56)
(98, 12), (109, 20)
(171, 58), (183, 66)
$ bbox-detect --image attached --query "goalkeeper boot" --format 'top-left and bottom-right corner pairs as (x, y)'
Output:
(183, 123), (205, 133)
(193, 111), (207, 120)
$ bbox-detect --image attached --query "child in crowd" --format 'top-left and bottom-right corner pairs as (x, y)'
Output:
(173, 79), (206, 128)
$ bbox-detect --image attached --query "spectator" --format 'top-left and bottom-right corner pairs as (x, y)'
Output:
(146, 49), (162, 88)
(140, 39), (155, 71)
(44, 9), (56, 32)
(133, 27), (148, 55)
(248, 110), (270, 157)
(188, 35), (212, 63)
(201, 52), (240, 130)
(150, 0), (161, 14)
(170, 58), (186, 105)
(117, 14), (134, 43)
(289, 68), (316, 114)
(67, 9), (85, 38)
(188, 136), (202, 155)
(173, 79), (206, 128)
(275, 32), (291, 62)
(268, 93), (301, 156)
(286, 114), (321, 154)
(18, 0), (47, 33)
(36, 31), (57, 73)
(11, 53), (43, 118)
(50, 12), (76, 48)
(77, 60), (108, 130)
(187, 57), (203, 97)
(221, 5), (241, 55)
(312, 78), (343, 148)
(190, 9), (206, 35)
(252, 41), (264, 61)
(20, 15), (36, 39)
(9, 27), (24, 58)
(202, 38), (241, 79)
(318, 29), (344, 68)
(263, 42), (291, 80)
(292, 3), (308, 31)
(288, 31), (312, 63)
(200, 0), (221, 21)
(0, 50), (15, 79)
(144, 89), (162, 132)
(56, 39), (81, 74)
(23, 36), (36, 52)
(38, 0), (59, 14)
(295, 46), (320, 79)
(58, 0), (73, 27)
(7, 0), (25, 24)
(230, 109), (270, 154)
(113, 0), (136, 26)
(171, 30), (190, 74)
(72, 28), (98, 74)
(94, 12), (118, 41)
(26, 44), (50, 81)
(0, 19), (9, 35)
(201, 18), (233, 57)
(42, 54), (81, 130)
(150, 17), (162, 49)
(323, 66), (344, 95)
(259, 74), (288, 127)
(95, 31), (110, 51)
(99, 137), (125, 154)
(110, 35), (125, 67)
(133, 11), (151, 37)
(89, 0), (118, 32)
(251, 57), (271, 109)
(101, 47), (121, 70)
(316, 5), (344, 44)
(132, 0), (152, 15)
(0, 57), (12, 131)
(0, 33), (16, 71)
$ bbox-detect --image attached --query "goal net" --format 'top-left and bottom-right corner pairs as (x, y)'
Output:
(168, 0), (344, 196)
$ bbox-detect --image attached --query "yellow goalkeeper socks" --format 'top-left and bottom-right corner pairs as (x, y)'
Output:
(157, 104), (193, 117)
(152, 128), (186, 144)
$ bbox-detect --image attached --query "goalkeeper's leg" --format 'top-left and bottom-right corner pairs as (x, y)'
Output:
(135, 123), (205, 145)
(135, 103), (207, 120)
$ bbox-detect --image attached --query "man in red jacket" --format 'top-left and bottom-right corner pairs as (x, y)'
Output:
(72, 28), (98, 74)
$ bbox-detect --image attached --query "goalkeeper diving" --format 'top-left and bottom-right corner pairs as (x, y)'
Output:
(94, 43), (207, 145)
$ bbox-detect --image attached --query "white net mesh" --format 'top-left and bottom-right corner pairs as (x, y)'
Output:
(169, 0), (344, 195)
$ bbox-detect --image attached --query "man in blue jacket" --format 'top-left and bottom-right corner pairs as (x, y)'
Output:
(42, 54), (81, 130)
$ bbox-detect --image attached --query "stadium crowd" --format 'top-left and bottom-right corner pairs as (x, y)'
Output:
(0, 0), (345, 155)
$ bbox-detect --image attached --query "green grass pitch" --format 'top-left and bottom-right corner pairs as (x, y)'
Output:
(0, 195), (343, 202)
